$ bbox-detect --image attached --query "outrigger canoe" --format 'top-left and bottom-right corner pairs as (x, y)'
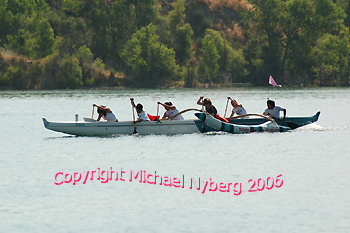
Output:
(195, 112), (290, 133)
(42, 111), (320, 136)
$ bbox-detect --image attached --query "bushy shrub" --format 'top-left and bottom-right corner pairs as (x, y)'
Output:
(56, 56), (82, 89)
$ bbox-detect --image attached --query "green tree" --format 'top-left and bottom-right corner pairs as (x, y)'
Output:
(7, 15), (54, 59)
(109, 0), (137, 63)
(61, 0), (83, 16)
(35, 18), (55, 58)
(201, 36), (220, 83)
(0, 65), (30, 89)
(121, 24), (179, 87)
(81, 0), (139, 67)
(167, 0), (194, 66)
(245, 0), (284, 81)
(57, 55), (82, 89)
(280, 0), (345, 84)
(200, 29), (248, 83)
(5, 0), (54, 59)
(89, 7), (113, 62)
(129, 0), (157, 29)
(0, 0), (14, 46)
(310, 32), (350, 86)
(76, 45), (93, 64)
(76, 45), (93, 85)
(243, 38), (265, 84)
(228, 49), (249, 83)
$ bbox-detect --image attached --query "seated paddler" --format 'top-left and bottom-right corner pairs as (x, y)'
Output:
(262, 99), (286, 121)
(197, 96), (218, 118)
(93, 104), (118, 122)
(227, 96), (249, 119)
(130, 98), (150, 124)
(158, 101), (184, 120)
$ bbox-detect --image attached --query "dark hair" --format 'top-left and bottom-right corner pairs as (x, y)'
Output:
(203, 98), (211, 105)
(267, 99), (275, 108)
(97, 108), (107, 117)
(136, 103), (143, 110)
(164, 102), (173, 106)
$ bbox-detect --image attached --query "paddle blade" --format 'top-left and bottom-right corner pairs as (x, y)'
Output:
(285, 121), (299, 129)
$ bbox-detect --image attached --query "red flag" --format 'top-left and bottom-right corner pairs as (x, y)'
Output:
(269, 75), (278, 87)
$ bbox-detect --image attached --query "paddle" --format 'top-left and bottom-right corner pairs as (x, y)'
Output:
(229, 113), (275, 121)
(91, 105), (95, 119)
(201, 97), (205, 111)
(228, 113), (300, 128)
(261, 115), (298, 129)
(131, 102), (137, 134)
(223, 98), (229, 118)
(281, 120), (298, 129)
(156, 102), (159, 120)
(159, 108), (201, 121)
(200, 97), (206, 132)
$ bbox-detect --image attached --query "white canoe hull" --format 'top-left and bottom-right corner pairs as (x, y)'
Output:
(42, 118), (203, 136)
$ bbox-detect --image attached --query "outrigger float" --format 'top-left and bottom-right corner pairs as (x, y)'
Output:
(195, 112), (291, 133)
(42, 111), (320, 136)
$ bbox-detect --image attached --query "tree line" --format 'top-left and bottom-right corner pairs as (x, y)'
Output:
(0, 0), (349, 89)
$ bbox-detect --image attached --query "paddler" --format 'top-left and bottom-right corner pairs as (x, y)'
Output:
(130, 98), (150, 123)
(262, 99), (286, 121)
(157, 101), (184, 120)
(93, 104), (118, 122)
(196, 96), (218, 117)
(227, 97), (249, 119)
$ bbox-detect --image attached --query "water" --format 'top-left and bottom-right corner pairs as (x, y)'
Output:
(1, 88), (349, 232)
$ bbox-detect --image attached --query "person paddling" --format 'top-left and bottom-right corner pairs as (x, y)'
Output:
(227, 97), (248, 119)
(197, 96), (218, 117)
(93, 104), (118, 122)
(130, 98), (150, 124)
(158, 101), (184, 120)
(262, 99), (286, 121)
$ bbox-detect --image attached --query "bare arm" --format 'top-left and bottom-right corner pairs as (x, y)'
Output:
(93, 104), (104, 109)
(93, 104), (103, 109)
(93, 104), (103, 121)
(282, 109), (286, 121)
(134, 118), (143, 124)
(197, 96), (204, 105)
(227, 97), (234, 107)
(130, 98), (136, 108)
(161, 112), (167, 120)
(96, 114), (102, 122)
(157, 102), (175, 110)
(229, 111), (234, 118)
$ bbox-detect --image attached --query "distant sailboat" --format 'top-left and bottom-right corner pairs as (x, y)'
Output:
(269, 75), (282, 87)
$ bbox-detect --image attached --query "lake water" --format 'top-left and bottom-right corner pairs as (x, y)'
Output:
(0, 88), (349, 232)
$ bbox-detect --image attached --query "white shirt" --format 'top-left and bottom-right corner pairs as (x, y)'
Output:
(264, 106), (285, 118)
(103, 112), (117, 122)
(165, 108), (184, 120)
(137, 110), (150, 121)
(232, 106), (248, 119)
